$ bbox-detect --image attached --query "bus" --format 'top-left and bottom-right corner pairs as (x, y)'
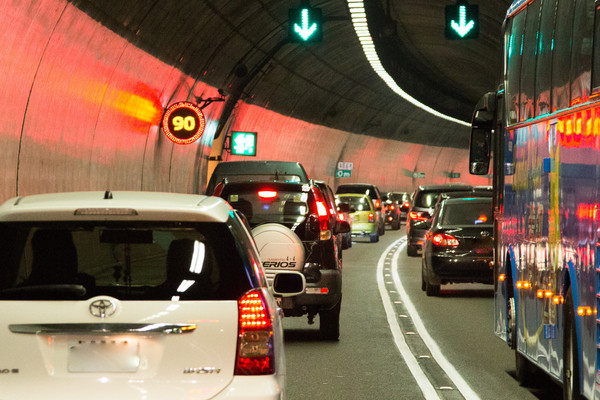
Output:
(469, 0), (600, 398)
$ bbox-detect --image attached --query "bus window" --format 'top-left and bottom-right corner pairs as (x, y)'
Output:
(535, 0), (558, 116)
(591, 3), (600, 91)
(551, 0), (575, 111)
(506, 10), (527, 125)
(569, 0), (594, 104)
(520, 0), (541, 121)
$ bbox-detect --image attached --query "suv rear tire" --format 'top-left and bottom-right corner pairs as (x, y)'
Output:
(319, 300), (341, 340)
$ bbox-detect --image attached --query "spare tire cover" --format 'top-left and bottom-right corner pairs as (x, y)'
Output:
(251, 223), (305, 275)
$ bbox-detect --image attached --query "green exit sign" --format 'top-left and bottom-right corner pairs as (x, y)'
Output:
(445, 0), (478, 39)
(289, 7), (322, 42)
(231, 131), (257, 156)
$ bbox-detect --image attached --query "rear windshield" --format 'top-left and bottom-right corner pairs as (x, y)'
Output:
(440, 200), (492, 226)
(414, 188), (469, 208)
(414, 191), (442, 208)
(337, 195), (372, 212)
(336, 186), (377, 200)
(0, 221), (253, 301)
(224, 188), (314, 229)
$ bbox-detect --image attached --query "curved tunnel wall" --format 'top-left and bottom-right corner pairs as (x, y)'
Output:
(0, 1), (489, 203)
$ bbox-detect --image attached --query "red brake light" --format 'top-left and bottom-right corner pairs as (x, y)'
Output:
(316, 201), (328, 217)
(432, 233), (459, 247)
(403, 202), (410, 208)
(375, 199), (381, 208)
(389, 204), (395, 210)
(368, 213), (374, 223)
(257, 190), (277, 199)
(235, 289), (273, 375)
(338, 212), (346, 221)
(409, 211), (428, 222)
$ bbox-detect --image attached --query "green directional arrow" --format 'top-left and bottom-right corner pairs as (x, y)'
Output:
(289, 7), (322, 43)
(295, 9), (317, 40)
(451, 5), (474, 37)
(444, 1), (478, 40)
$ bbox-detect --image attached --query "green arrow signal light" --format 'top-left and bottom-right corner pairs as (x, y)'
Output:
(295, 9), (317, 40)
(289, 7), (322, 43)
(445, 1), (478, 40)
(451, 6), (474, 37)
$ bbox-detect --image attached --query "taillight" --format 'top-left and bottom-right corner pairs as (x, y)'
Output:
(409, 211), (428, 222)
(338, 212), (346, 221)
(375, 199), (381, 208)
(368, 213), (374, 223)
(432, 233), (459, 247)
(316, 201), (328, 217)
(389, 204), (395, 210)
(403, 202), (410, 209)
(258, 190), (277, 199)
(235, 289), (274, 375)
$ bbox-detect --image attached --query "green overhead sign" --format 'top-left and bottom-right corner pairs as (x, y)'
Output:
(445, 0), (478, 39)
(231, 131), (257, 156)
(289, 7), (323, 42)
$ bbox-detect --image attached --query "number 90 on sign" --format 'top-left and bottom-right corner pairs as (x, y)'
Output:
(162, 102), (206, 145)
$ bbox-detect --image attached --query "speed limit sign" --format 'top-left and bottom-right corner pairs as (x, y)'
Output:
(162, 102), (206, 145)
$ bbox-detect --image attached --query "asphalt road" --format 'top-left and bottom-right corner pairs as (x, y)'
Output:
(283, 226), (564, 400)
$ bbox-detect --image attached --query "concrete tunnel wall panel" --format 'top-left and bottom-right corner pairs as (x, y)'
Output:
(0, 1), (486, 203)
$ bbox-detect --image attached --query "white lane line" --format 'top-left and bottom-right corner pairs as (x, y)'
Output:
(377, 240), (440, 400)
(390, 237), (481, 400)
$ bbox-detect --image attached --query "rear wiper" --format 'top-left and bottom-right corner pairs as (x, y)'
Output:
(0, 284), (87, 299)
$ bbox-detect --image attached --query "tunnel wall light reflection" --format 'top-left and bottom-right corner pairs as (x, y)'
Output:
(347, 0), (471, 127)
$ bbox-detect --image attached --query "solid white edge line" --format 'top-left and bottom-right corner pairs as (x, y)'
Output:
(377, 240), (440, 400)
(390, 237), (481, 400)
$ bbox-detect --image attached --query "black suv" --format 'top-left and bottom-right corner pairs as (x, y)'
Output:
(336, 183), (385, 236)
(406, 183), (472, 257)
(218, 180), (349, 340)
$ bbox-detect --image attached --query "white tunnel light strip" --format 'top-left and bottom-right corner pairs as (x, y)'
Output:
(347, 0), (471, 127)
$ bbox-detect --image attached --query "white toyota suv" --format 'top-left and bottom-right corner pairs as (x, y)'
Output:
(0, 190), (304, 399)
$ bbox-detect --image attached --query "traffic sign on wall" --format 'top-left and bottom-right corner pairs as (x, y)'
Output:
(162, 102), (206, 145)
(231, 131), (257, 156)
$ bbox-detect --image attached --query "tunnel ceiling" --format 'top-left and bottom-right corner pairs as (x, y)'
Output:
(73, 0), (512, 149)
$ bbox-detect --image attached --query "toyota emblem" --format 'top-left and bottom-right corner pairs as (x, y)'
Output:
(89, 299), (117, 318)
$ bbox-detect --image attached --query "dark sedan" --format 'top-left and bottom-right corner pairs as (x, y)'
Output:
(421, 196), (493, 296)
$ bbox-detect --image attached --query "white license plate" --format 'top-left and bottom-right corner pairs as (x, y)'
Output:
(68, 339), (140, 372)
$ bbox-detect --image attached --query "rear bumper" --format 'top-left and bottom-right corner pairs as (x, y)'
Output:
(281, 269), (342, 315)
(351, 222), (376, 237)
(2, 375), (284, 400)
(407, 227), (427, 247)
(428, 255), (493, 285)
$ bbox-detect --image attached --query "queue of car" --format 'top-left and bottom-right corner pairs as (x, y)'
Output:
(0, 157), (493, 398)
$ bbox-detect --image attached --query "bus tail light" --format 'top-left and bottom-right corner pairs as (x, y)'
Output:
(516, 281), (531, 289)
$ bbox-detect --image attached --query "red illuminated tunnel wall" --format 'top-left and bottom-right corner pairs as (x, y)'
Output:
(0, 1), (488, 203)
